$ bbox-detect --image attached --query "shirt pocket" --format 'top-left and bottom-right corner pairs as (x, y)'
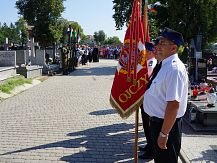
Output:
(149, 78), (162, 95)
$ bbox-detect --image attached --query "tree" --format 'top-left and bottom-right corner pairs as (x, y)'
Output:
(0, 22), (21, 45)
(112, 0), (134, 30)
(105, 36), (121, 45)
(0, 24), (5, 44)
(98, 30), (106, 44)
(93, 30), (106, 45)
(156, 0), (217, 45)
(113, 0), (158, 40)
(16, 0), (65, 47)
(0, 23), (9, 44)
(0, 19), (29, 45)
(112, 0), (217, 46)
(15, 17), (29, 46)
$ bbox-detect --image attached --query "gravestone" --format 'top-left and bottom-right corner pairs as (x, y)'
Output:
(27, 37), (38, 58)
(17, 65), (42, 78)
(16, 50), (29, 66)
(16, 50), (43, 78)
(0, 51), (16, 67)
(34, 49), (60, 74)
(197, 58), (207, 81)
(0, 51), (17, 81)
(189, 34), (205, 83)
(45, 48), (61, 64)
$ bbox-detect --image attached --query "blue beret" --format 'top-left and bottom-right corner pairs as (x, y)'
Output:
(161, 27), (184, 46)
(145, 42), (155, 51)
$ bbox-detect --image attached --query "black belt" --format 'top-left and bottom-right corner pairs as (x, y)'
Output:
(150, 116), (181, 123)
(150, 116), (164, 123)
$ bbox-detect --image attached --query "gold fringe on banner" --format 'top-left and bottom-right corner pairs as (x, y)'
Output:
(110, 95), (144, 119)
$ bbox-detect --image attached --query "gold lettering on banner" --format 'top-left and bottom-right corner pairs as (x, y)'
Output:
(118, 73), (148, 103)
(119, 94), (128, 103)
(140, 75), (149, 84)
(129, 85), (137, 95)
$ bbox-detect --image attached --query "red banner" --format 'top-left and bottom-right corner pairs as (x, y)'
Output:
(110, 0), (149, 118)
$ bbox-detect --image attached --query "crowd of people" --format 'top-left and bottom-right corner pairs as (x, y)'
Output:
(99, 46), (121, 59)
(74, 45), (121, 66)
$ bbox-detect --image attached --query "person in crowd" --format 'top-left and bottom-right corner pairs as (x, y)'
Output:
(92, 45), (99, 62)
(143, 27), (188, 163)
(180, 42), (190, 63)
(81, 47), (86, 65)
(45, 52), (49, 64)
(77, 47), (82, 66)
(207, 57), (213, 71)
(146, 42), (158, 76)
(85, 47), (90, 64)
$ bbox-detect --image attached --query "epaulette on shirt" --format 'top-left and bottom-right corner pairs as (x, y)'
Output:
(172, 59), (178, 65)
(148, 60), (153, 67)
(171, 59), (180, 69)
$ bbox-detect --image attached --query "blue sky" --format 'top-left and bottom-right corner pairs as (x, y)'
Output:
(0, 0), (127, 42)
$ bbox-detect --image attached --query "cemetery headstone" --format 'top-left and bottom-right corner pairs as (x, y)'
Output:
(35, 49), (60, 75)
(0, 51), (17, 80)
(0, 51), (16, 67)
(27, 37), (38, 58)
(16, 50), (29, 66)
(189, 34), (205, 82)
(16, 49), (43, 78)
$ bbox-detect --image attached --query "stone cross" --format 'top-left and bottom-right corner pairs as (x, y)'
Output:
(27, 37), (38, 57)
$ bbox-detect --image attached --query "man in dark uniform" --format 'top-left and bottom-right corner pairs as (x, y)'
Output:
(92, 45), (99, 62)
(143, 28), (188, 163)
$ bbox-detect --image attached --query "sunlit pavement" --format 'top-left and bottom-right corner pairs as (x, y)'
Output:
(1, 59), (213, 162)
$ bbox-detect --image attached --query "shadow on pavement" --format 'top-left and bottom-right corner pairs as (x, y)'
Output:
(190, 148), (217, 162)
(68, 66), (116, 76)
(89, 108), (116, 116)
(0, 123), (137, 162)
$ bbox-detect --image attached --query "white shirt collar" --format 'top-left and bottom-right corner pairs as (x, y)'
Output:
(162, 53), (178, 66)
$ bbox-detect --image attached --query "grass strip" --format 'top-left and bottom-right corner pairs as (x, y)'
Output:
(0, 76), (32, 94)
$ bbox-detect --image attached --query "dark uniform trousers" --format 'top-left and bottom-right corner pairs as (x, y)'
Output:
(149, 117), (182, 163)
(140, 104), (152, 152)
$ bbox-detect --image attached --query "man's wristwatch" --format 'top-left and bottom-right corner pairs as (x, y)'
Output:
(159, 131), (169, 138)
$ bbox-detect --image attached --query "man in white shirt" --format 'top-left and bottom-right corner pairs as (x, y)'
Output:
(146, 42), (158, 76)
(143, 28), (188, 163)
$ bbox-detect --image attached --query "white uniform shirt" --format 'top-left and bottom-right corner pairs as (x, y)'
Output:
(143, 54), (188, 118)
(147, 57), (157, 77)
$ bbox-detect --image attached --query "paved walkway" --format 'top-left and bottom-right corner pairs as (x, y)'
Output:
(181, 121), (217, 162)
(0, 59), (216, 163)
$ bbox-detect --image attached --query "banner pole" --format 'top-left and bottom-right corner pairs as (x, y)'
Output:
(134, 1), (141, 163)
(134, 109), (139, 163)
(144, 0), (148, 41)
